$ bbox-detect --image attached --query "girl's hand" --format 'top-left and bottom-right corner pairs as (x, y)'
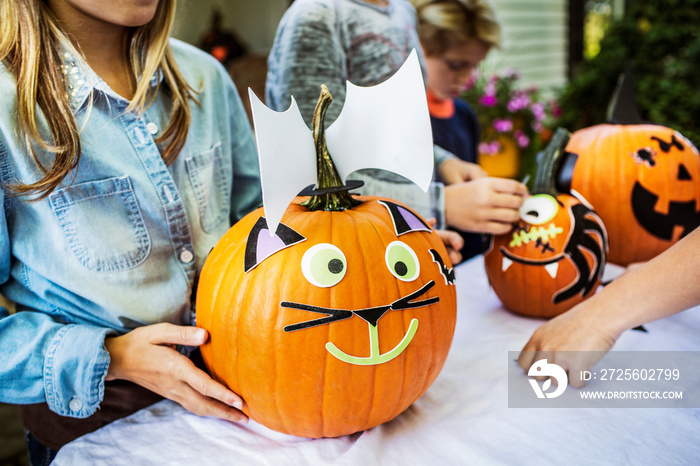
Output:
(105, 323), (248, 424)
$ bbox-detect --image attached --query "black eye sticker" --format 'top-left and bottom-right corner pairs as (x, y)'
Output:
(244, 217), (306, 272)
(378, 200), (431, 236)
(632, 147), (657, 167)
(651, 134), (685, 153)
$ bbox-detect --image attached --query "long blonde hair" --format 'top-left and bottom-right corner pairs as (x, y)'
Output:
(411, 0), (502, 56)
(0, 0), (197, 199)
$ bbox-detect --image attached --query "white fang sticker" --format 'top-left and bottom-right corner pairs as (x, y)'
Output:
(544, 262), (559, 278)
(502, 256), (513, 272)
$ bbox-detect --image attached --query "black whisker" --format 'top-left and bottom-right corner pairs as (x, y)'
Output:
(392, 281), (438, 310)
(281, 302), (353, 332)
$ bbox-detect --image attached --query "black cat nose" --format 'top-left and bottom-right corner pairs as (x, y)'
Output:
(678, 163), (692, 180)
(353, 307), (390, 327)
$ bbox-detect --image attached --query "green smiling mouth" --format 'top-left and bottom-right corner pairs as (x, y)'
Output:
(281, 281), (438, 366)
(326, 318), (419, 365)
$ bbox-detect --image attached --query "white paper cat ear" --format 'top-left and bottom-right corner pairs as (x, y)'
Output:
(248, 49), (433, 235)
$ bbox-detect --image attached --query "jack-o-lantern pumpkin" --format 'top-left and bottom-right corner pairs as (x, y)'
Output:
(196, 87), (457, 438)
(564, 67), (700, 265)
(484, 129), (609, 318)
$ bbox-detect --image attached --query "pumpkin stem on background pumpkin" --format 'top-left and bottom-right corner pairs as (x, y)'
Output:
(532, 127), (572, 197)
(301, 85), (362, 212)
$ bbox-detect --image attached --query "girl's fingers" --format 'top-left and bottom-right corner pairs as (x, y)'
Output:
(175, 383), (248, 424)
(147, 323), (208, 347)
(181, 366), (245, 410)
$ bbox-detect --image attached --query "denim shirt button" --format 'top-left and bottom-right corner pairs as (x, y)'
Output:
(179, 249), (194, 264)
(146, 122), (159, 135)
(68, 397), (83, 412)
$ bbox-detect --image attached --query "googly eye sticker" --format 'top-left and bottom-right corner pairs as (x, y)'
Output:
(385, 241), (420, 282)
(519, 194), (560, 225)
(301, 243), (347, 287)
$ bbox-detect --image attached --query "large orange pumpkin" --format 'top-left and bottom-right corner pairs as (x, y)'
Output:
(196, 86), (457, 438)
(563, 67), (700, 265)
(484, 129), (608, 318)
(566, 124), (700, 265)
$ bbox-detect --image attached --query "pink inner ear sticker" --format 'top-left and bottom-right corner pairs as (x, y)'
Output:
(244, 217), (305, 272)
(378, 200), (431, 236)
(256, 233), (286, 265)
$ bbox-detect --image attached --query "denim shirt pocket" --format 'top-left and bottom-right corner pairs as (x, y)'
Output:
(49, 176), (151, 273)
(185, 143), (231, 233)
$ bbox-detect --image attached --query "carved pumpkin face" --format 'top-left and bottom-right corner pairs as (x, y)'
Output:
(196, 196), (457, 438)
(566, 124), (700, 265)
(484, 192), (608, 318)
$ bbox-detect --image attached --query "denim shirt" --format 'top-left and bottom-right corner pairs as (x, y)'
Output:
(0, 39), (262, 418)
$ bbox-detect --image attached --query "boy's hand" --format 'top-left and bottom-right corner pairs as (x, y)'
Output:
(438, 158), (487, 184)
(444, 177), (528, 234)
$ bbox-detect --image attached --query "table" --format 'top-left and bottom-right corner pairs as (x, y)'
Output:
(54, 256), (700, 465)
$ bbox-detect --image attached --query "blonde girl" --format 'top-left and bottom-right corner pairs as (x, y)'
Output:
(0, 0), (260, 461)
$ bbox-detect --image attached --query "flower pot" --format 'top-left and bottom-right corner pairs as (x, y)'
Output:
(478, 136), (520, 179)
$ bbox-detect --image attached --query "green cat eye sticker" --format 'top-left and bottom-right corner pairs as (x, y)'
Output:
(385, 241), (420, 282)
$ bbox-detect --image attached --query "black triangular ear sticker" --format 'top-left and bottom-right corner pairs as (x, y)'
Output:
(244, 217), (306, 272)
(606, 62), (643, 125)
(378, 200), (431, 236)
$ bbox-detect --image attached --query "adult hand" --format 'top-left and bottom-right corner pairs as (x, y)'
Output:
(438, 158), (487, 185)
(105, 323), (248, 424)
(444, 177), (528, 234)
(517, 304), (620, 388)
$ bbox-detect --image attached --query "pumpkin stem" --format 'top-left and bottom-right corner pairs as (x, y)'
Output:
(532, 127), (571, 196)
(301, 85), (362, 212)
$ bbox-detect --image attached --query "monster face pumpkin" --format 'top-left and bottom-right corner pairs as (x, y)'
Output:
(484, 129), (608, 318)
(196, 79), (457, 438)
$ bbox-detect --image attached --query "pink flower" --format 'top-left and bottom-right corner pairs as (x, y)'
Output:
(479, 140), (502, 155)
(479, 94), (497, 107)
(514, 130), (529, 148)
(549, 98), (562, 117)
(507, 92), (530, 112)
(530, 102), (546, 121)
(493, 118), (513, 133)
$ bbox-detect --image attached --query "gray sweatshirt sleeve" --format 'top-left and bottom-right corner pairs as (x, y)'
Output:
(265, 2), (346, 127)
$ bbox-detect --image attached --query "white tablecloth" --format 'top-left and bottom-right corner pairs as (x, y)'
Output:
(54, 256), (700, 465)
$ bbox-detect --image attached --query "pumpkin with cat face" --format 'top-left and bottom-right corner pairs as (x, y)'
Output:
(196, 196), (457, 438)
(566, 124), (700, 265)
